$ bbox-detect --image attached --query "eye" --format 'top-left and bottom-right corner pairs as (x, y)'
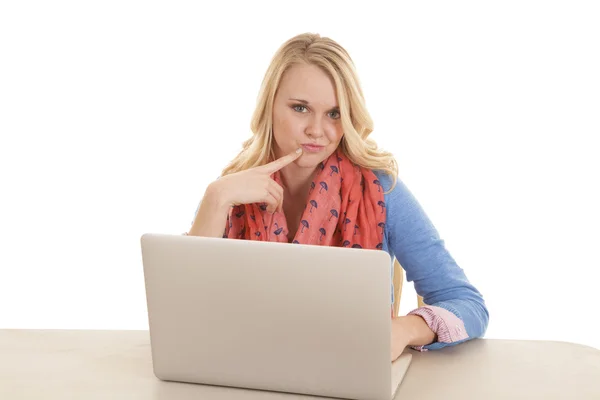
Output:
(292, 105), (308, 113)
(328, 110), (340, 119)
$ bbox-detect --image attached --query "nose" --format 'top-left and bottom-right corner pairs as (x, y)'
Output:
(306, 115), (325, 138)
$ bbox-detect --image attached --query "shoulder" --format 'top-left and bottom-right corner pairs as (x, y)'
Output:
(372, 169), (394, 192)
(372, 169), (434, 231)
(372, 170), (409, 206)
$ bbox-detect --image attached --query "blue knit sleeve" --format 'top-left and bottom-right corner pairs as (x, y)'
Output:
(375, 170), (489, 350)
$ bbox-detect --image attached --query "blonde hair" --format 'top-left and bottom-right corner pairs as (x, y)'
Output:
(221, 32), (398, 192)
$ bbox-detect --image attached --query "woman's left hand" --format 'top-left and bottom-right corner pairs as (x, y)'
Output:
(391, 317), (412, 361)
(391, 315), (437, 361)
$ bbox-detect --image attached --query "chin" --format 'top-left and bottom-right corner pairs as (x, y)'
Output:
(294, 156), (321, 169)
(295, 152), (331, 169)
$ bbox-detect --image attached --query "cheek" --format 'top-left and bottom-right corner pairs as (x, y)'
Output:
(326, 124), (344, 144)
(272, 111), (289, 143)
(273, 110), (303, 139)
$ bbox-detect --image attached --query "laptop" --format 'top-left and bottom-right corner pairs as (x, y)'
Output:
(140, 233), (412, 400)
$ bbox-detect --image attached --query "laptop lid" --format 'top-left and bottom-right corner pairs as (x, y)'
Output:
(140, 233), (409, 400)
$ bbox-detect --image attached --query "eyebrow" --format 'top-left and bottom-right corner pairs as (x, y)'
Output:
(288, 98), (339, 110)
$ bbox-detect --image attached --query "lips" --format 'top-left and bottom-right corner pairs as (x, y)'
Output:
(301, 144), (325, 153)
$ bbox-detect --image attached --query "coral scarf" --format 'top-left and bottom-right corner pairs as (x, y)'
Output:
(224, 149), (387, 250)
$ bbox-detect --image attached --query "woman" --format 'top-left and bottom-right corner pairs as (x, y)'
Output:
(187, 33), (489, 361)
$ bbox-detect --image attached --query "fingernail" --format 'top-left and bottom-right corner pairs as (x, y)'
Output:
(296, 148), (302, 154)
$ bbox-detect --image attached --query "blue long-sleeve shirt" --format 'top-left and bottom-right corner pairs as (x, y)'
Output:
(375, 170), (489, 350)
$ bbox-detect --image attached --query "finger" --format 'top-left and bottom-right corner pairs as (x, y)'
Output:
(263, 191), (279, 214)
(260, 148), (303, 174)
(266, 181), (283, 213)
(268, 179), (284, 213)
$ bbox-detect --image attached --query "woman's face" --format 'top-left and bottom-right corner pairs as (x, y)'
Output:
(271, 63), (344, 169)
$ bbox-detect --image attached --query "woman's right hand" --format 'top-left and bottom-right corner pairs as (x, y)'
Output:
(207, 148), (303, 214)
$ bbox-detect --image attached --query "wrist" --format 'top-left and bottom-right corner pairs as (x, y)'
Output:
(188, 182), (232, 238)
(205, 181), (232, 215)
(397, 315), (436, 347)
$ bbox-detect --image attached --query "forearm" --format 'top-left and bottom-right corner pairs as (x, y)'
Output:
(187, 184), (230, 238)
(395, 315), (437, 347)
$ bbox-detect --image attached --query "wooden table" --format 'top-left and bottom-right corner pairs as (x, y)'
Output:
(1, 329), (599, 399)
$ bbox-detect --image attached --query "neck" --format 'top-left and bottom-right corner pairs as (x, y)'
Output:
(280, 164), (317, 199)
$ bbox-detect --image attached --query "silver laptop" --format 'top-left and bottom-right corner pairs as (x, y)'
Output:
(140, 233), (412, 400)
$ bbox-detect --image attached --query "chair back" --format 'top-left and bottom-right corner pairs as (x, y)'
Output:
(392, 258), (424, 317)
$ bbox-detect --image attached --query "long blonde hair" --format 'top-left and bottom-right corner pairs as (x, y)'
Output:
(221, 32), (398, 192)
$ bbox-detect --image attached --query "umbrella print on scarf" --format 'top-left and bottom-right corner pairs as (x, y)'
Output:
(378, 200), (386, 213)
(329, 209), (338, 221)
(319, 228), (326, 241)
(309, 182), (315, 194)
(354, 224), (359, 236)
(352, 244), (362, 248)
(378, 222), (385, 235)
(319, 182), (328, 194)
(273, 222), (282, 236)
(343, 218), (351, 231)
(376, 243), (383, 250)
(373, 179), (382, 192)
(329, 165), (339, 176)
(342, 240), (350, 247)
(309, 200), (318, 213)
(300, 220), (309, 233)
(235, 209), (245, 218)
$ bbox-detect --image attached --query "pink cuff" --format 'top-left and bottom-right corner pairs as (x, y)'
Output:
(408, 305), (469, 351)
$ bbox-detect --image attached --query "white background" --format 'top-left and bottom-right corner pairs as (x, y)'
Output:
(1, 1), (599, 350)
